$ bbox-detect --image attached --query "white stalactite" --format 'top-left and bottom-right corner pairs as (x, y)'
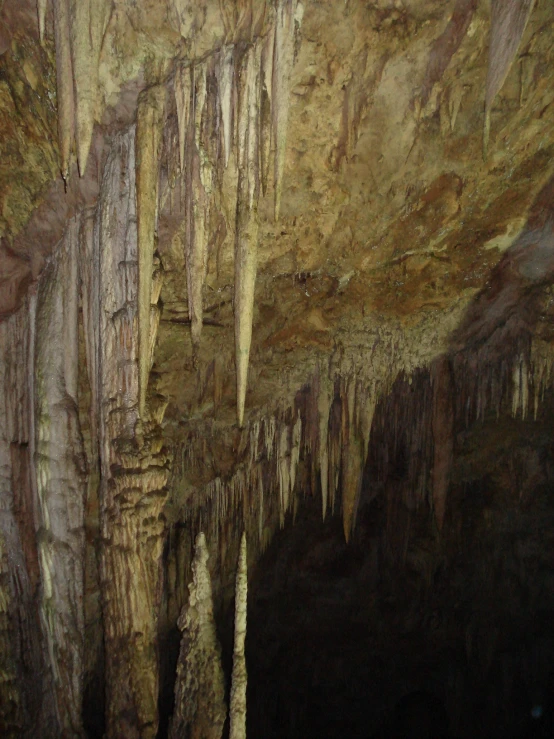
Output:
(136, 85), (165, 417)
(218, 45), (234, 168)
(189, 63), (211, 352)
(53, 0), (75, 182)
(229, 532), (248, 739)
(235, 43), (261, 427)
(37, 0), (48, 42)
(69, 0), (108, 176)
(174, 65), (192, 174)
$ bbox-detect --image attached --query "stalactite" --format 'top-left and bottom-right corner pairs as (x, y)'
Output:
(174, 65), (192, 175)
(341, 432), (363, 543)
(53, 0), (75, 182)
(328, 387), (342, 515)
(340, 379), (362, 543)
(484, 0), (534, 157)
(432, 357), (454, 532)
(37, 0), (48, 42)
(278, 423), (291, 526)
(235, 43), (261, 427)
(290, 413), (302, 498)
(218, 45), (234, 168)
(272, 0), (303, 219)
(260, 26), (274, 194)
(34, 219), (86, 737)
(69, 0), (108, 177)
(317, 368), (332, 521)
(136, 85), (165, 418)
(170, 532), (226, 739)
(189, 62), (211, 352)
(229, 531), (248, 739)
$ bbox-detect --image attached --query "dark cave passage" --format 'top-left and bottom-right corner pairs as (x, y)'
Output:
(244, 421), (554, 739)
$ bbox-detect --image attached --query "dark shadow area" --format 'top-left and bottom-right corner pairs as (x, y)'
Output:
(245, 373), (554, 738)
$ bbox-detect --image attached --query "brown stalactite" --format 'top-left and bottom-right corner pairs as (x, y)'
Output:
(431, 356), (454, 532)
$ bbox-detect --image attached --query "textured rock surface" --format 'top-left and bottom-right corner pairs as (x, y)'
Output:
(170, 532), (226, 739)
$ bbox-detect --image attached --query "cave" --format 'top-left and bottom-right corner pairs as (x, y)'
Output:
(2, 0), (554, 737)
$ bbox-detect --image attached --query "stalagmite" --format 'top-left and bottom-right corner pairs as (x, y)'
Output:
(53, 0), (75, 182)
(235, 44), (261, 427)
(69, 0), (108, 176)
(229, 532), (248, 739)
(136, 85), (165, 417)
(484, 0), (534, 157)
(34, 219), (86, 736)
(272, 0), (303, 219)
(170, 532), (226, 739)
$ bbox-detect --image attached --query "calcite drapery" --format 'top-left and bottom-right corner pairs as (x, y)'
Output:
(484, 0), (535, 156)
(34, 219), (87, 737)
(0, 299), (55, 737)
(81, 127), (170, 738)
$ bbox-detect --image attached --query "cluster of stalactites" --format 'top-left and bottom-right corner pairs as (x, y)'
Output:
(38, 0), (110, 180)
(172, 0), (303, 427)
(182, 354), (395, 558)
(451, 336), (554, 426)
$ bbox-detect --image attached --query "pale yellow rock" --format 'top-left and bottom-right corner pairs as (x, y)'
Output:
(136, 85), (165, 418)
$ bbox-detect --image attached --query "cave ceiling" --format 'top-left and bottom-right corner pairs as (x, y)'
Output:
(2, 0), (554, 431)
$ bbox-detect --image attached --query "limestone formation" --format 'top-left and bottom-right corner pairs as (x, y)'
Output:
(1, 0), (554, 736)
(229, 532), (248, 739)
(170, 532), (226, 739)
